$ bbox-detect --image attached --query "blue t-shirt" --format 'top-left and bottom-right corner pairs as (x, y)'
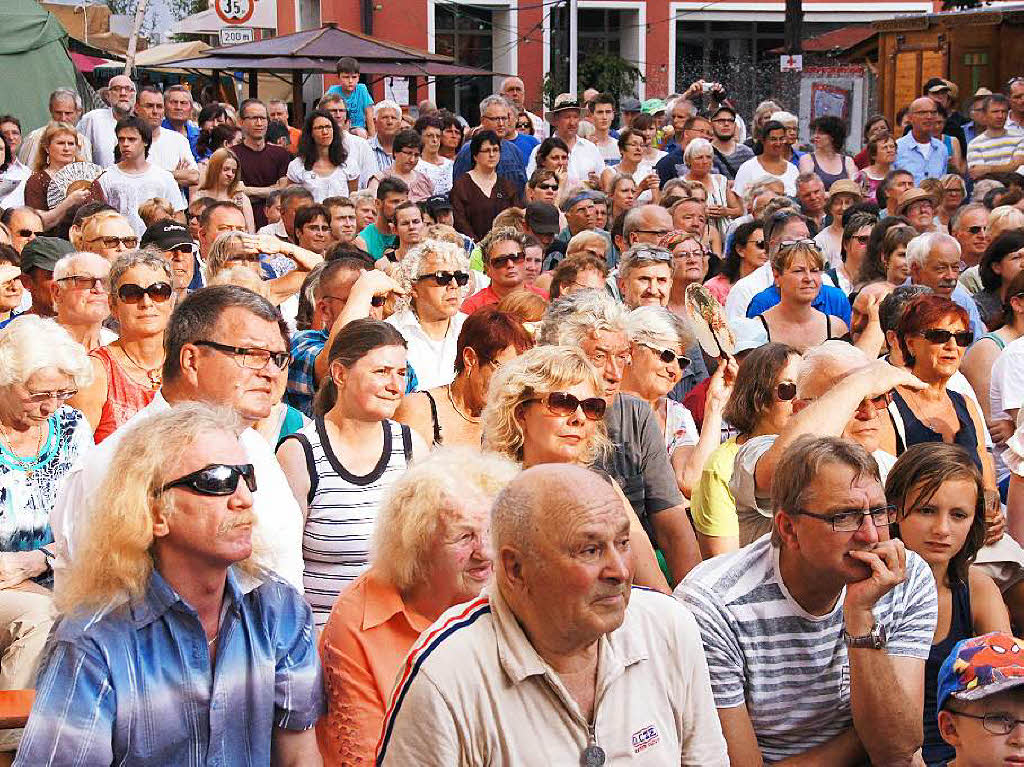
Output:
(326, 83), (374, 130)
(746, 283), (852, 326)
(509, 133), (540, 165)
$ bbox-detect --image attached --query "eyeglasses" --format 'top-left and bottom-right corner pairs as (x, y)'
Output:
(641, 343), (689, 369)
(851, 234), (871, 244)
(22, 388), (77, 404)
(776, 382), (797, 401)
(56, 275), (107, 291)
(490, 252), (526, 268)
(919, 328), (973, 347)
(160, 463), (257, 497)
(242, 115), (268, 122)
(302, 225), (331, 233)
(417, 270), (470, 287)
(537, 183), (559, 191)
(322, 293), (386, 308)
(482, 114), (510, 123)
(948, 710), (1024, 736)
(15, 229), (43, 238)
(794, 504), (899, 532)
(117, 282), (173, 304)
(528, 391), (607, 421)
(193, 339), (292, 371)
(634, 229), (672, 237)
(87, 235), (139, 249)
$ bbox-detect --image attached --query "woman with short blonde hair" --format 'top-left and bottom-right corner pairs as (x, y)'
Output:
(73, 210), (138, 260)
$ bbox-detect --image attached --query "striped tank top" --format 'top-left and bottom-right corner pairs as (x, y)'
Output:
(284, 417), (412, 627)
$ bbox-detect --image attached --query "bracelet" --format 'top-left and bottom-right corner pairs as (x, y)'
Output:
(38, 548), (55, 574)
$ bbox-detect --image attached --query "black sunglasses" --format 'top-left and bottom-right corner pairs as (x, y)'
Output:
(753, 240), (765, 248)
(537, 183), (559, 191)
(417, 270), (470, 287)
(117, 282), (173, 303)
(160, 463), (257, 497)
(641, 343), (690, 369)
(777, 382), (797, 401)
(920, 328), (972, 347)
(966, 225), (988, 235)
(16, 229), (43, 238)
(529, 391), (607, 421)
(490, 252), (526, 268)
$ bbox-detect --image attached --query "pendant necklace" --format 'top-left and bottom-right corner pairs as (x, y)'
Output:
(120, 344), (163, 389)
(447, 384), (479, 424)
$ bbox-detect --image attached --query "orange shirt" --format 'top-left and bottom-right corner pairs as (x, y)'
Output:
(288, 126), (302, 155)
(316, 570), (431, 765)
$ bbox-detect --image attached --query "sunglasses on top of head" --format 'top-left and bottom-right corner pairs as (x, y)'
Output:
(159, 463), (257, 497)
(528, 391), (607, 421)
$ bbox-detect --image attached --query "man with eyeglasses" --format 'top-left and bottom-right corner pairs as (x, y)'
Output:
(462, 227), (543, 315)
(1, 207), (43, 255)
(2, 236), (73, 326)
(142, 218), (200, 302)
(51, 251), (114, 350)
(233, 99), (290, 230)
(77, 74), (136, 167)
(53, 286), (307, 593)
(907, 232), (985, 341)
(453, 95), (527, 198)
(678, 434), (936, 767)
(895, 97), (950, 185)
(967, 94), (1024, 182)
(709, 106), (753, 180)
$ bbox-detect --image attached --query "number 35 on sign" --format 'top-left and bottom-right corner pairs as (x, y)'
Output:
(216, 0), (255, 24)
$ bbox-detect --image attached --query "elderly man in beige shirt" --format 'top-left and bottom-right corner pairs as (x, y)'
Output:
(376, 463), (727, 766)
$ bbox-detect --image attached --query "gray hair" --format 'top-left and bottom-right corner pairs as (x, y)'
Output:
(905, 232), (961, 270)
(618, 244), (672, 279)
(49, 87), (82, 111)
(393, 239), (470, 313)
(373, 100), (401, 118)
(109, 250), (174, 297)
(479, 94), (512, 116)
(744, 175), (787, 207)
(796, 340), (871, 399)
(538, 288), (629, 347)
(950, 203), (989, 234)
(52, 251), (109, 282)
(683, 137), (714, 164)
(371, 446), (519, 591)
(770, 110), (798, 126)
(972, 178), (1005, 203)
(625, 306), (695, 352)
(204, 231), (247, 281)
(0, 315), (93, 390)
(163, 285), (287, 384)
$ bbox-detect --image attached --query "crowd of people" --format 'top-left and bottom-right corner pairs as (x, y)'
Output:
(1, 63), (1024, 765)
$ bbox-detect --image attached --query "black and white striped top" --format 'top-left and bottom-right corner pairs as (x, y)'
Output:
(283, 417), (412, 627)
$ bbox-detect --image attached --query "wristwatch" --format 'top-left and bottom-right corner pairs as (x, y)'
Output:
(844, 622), (887, 649)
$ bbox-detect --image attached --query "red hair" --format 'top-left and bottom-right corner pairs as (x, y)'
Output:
(454, 307), (534, 374)
(896, 294), (969, 366)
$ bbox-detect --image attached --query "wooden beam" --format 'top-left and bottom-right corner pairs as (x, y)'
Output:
(248, 70), (258, 99)
(292, 71), (304, 124)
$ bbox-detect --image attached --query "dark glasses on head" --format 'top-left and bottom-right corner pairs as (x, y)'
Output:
(642, 343), (690, 369)
(490, 252), (526, 268)
(920, 328), (972, 347)
(776, 382), (797, 401)
(530, 391), (607, 421)
(417, 270), (470, 287)
(160, 463), (257, 496)
(117, 282), (173, 303)
(88, 235), (139, 249)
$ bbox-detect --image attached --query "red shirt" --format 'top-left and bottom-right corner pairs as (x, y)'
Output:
(461, 284), (547, 315)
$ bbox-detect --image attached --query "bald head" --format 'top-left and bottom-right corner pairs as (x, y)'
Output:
(907, 97), (939, 141)
(500, 77), (526, 109)
(624, 205), (672, 247)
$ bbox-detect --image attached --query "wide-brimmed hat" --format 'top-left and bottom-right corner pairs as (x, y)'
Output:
(548, 93), (582, 119)
(827, 179), (864, 205)
(897, 187), (935, 214)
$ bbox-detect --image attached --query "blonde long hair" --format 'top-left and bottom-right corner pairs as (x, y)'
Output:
(33, 121), (86, 173)
(57, 403), (267, 615)
(200, 148), (243, 197)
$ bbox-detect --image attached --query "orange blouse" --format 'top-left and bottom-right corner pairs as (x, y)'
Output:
(316, 570), (431, 765)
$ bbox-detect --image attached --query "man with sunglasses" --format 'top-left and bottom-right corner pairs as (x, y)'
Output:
(1, 207), (43, 255)
(679, 435), (937, 767)
(141, 218), (200, 302)
(462, 227), (544, 315)
(20, 404), (324, 766)
(53, 286), (306, 593)
(51, 251), (114, 350)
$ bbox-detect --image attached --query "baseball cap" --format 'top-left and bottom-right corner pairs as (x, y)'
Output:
(641, 98), (666, 116)
(924, 77), (951, 95)
(20, 237), (74, 273)
(425, 195), (453, 216)
(620, 97), (642, 113)
(937, 632), (1024, 711)
(525, 202), (560, 235)
(141, 219), (192, 250)
(711, 106), (737, 121)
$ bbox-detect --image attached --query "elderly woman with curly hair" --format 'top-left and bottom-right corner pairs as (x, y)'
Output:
(481, 344), (670, 591)
(316, 447), (519, 764)
(0, 315), (92, 689)
(385, 239), (472, 391)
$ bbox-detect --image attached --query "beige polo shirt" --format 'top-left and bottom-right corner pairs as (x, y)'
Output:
(375, 586), (728, 765)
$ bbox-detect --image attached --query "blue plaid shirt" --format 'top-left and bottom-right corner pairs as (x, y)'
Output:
(286, 329), (419, 417)
(15, 567), (323, 767)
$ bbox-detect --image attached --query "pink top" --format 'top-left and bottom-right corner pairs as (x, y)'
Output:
(90, 346), (158, 443)
(703, 274), (733, 306)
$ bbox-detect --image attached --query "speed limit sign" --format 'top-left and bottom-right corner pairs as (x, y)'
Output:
(215, 0), (255, 25)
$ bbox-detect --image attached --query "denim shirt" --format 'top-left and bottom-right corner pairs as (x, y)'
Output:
(894, 132), (949, 185)
(16, 567), (324, 767)
(452, 139), (527, 199)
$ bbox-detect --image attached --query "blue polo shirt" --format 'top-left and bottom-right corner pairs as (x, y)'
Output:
(746, 283), (852, 326)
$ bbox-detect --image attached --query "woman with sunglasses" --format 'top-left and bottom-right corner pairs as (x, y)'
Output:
(601, 129), (660, 205)
(0, 316), (92, 690)
(204, 230), (323, 308)
(826, 212), (877, 297)
(481, 344), (670, 592)
(69, 252), (174, 443)
(889, 294), (995, 490)
(973, 231), (1024, 332)
(758, 239), (848, 352)
(73, 210), (139, 261)
(525, 169), (560, 207)
(277, 319), (427, 627)
(885, 443), (1009, 767)
(704, 219), (765, 306)
(396, 306), (532, 448)
(192, 148), (255, 233)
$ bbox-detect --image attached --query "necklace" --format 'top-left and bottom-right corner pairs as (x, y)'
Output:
(119, 344), (163, 389)
(447, 384), (479, 424)
(0, 420), (45, 477)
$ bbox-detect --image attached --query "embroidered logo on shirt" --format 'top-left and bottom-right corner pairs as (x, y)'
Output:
(632, 724), (660, 754)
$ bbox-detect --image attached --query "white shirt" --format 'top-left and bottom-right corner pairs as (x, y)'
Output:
(77, 108), (120, 168)
(387, 308), (467, 391)
(526, 134), (605, 184)
(98, 163), (187, 234)
(526, 110), (547, 139)
(147, 128), (198, 175)
(342, 131), (376, 188)
(285, 156), (359, 202)
(813, 226), (843, 270)
(0, 161), (30, 208)
(732, 156), (800, 198)
(50, 392), (305, 593)
(416, 156), (454, 196)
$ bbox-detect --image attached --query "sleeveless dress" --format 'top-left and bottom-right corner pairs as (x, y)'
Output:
(89, 346), (158, 444)
(922, 580), (972, 766)
(281, 417), (412, 627)
(810, 153), (851, 190)
(757, 313), (836, 342)
(888, 389), (982, 471)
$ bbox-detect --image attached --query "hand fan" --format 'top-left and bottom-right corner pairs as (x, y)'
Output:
(46, 162), (104, 209)
(684, 282), (735, 359)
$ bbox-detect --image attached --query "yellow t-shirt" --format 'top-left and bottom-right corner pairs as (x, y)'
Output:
(690, 437), (740, 537)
